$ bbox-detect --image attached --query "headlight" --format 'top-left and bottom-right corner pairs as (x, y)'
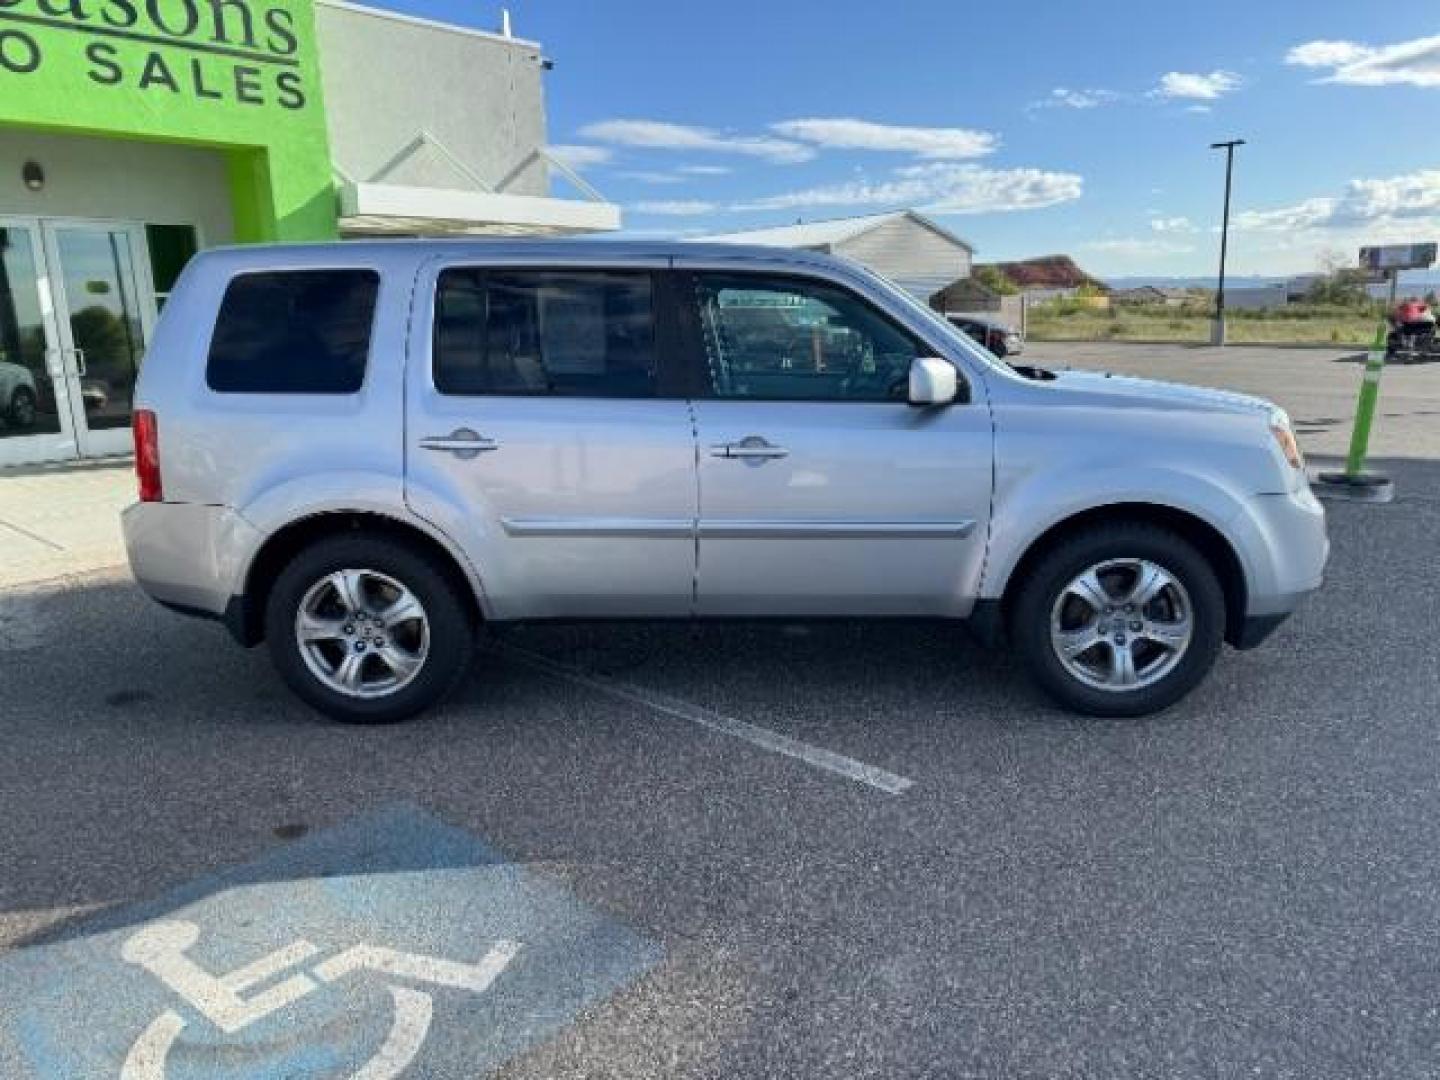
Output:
(1269, 408), (1304, 470)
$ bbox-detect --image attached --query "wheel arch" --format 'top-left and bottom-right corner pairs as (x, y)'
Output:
(232, 510), (485, 646)
(992, 502), (1249, 647)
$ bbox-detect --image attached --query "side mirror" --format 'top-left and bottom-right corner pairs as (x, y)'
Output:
(908, 357), (957, 407)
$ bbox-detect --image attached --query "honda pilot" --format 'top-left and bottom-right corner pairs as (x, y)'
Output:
(123, 241), (1328, 723)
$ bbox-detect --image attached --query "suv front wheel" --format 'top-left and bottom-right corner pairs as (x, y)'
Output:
(265, 534), (475, 723)
(1010, 523), (1225, 717)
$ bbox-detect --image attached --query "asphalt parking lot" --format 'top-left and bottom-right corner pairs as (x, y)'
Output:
(2, 343), (1438, 1077)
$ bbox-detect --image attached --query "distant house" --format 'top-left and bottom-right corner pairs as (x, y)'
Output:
(975, 255), (1106, 302)
(1111, 286), (1192, 306)
(930, 277), (1000, 313)
(701, 210), (974, 301)
(1111, 286), (1168, 305)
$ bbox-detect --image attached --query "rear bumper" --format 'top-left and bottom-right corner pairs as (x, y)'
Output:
(122, 501), (261, 617)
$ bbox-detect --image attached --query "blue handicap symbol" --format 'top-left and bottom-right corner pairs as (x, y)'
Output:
(0, 804), (662, 1078)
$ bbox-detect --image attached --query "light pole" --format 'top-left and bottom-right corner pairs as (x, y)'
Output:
(1210, 139), (1245, 346)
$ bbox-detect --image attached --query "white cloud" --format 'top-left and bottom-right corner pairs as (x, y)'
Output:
(770, 118), (997, 159)
(1286, 40), (1370, 69)
(617, 171), (685, 184)
(1028, 87), (1119, 111)
(1232, 198), (1338, 233)
(1150, 216), (1195, 233)
(630, 199), (721, 216)
(678, 164), (732, 176)
(1185, 104), (1212, 114)
(1081, 238), (1196, 257)
(546, 144), (612, 169)
(734, 163), (1082, 214)
(1233, 170), (1440, 231)
(579, 119), (813, 163)
(1285, 34), (1440, 87)
(1154, 70), (1243, 100)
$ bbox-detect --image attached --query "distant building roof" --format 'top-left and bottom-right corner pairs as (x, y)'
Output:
(701, 210), (974, 253)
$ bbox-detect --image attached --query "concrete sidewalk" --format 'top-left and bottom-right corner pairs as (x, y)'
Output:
(0, 459), (134, 588)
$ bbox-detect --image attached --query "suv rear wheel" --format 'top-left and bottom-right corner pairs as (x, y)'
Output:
(1010, 523), (1225, 717)
(265, 534), (474, 723)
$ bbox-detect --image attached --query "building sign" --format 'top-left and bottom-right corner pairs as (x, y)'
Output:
(0, 0), (309, 108)
(1360, 243), (1438, 275)
(0, 0), (335, 241)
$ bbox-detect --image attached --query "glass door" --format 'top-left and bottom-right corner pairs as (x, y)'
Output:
(40, 220), (157, 459)
(0, 219), (74, 467)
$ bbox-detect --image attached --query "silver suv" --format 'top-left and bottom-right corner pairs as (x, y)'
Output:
(123, 241), (1328, 723)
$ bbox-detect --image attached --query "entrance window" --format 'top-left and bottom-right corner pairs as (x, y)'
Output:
(0, 227), (60, 441)
(50, 227), (148, 432)
(145, 224), (199, 309)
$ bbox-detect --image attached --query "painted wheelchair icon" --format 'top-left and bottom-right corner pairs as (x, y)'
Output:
(119, 920), (522, 1079)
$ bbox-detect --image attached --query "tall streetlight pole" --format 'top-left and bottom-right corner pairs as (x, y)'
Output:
(1210, 139), (1244, 346)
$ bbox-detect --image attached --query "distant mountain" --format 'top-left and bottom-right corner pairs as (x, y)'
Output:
(1104, 274), (1279, 289)
(1104, 271), (1440, 290)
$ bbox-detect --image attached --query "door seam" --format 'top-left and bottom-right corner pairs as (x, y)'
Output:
(688, 397), (700, 616)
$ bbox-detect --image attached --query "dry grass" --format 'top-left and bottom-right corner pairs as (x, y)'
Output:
(1027, 305), (1384, 347)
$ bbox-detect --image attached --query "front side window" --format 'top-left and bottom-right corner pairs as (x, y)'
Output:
(693, 273), (927, 401)
(206, 269), (378, 394)
(434, 269), (656, 398)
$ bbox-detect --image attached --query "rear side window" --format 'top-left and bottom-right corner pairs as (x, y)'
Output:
(206, 269), (379, 394)
(433, 269), (656, 397)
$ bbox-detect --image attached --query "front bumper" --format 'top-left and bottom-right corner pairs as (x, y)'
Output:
(1227, 483), (1328, 647)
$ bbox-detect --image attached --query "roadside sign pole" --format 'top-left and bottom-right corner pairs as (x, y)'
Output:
(1209, 139), (1245, 347)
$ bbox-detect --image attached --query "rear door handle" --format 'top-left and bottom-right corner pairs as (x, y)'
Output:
(419, 428), (499, 459)
(710, 436), (789, 460)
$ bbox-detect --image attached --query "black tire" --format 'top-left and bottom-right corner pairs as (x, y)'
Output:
(8, 386), (36, 429)
(1009, 522), (1225, 717)
(265, 533), (475, 724)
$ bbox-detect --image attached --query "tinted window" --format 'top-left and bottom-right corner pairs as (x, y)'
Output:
(145, 223), (198, 308)
(206, 270), (378, 394)
(693, 273), (925, 401)
(434, 269), (656, 398)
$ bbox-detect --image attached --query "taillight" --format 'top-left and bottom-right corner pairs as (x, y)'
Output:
(133, 409), (162, 502)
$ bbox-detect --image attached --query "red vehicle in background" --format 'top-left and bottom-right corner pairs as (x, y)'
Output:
(1388, 297), (1440, 363)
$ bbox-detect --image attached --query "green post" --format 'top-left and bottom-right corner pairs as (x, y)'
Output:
(1343, 323), (1390, 478)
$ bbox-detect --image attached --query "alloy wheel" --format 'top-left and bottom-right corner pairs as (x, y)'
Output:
(1048, 558), (1193, 692)
(294, 568), (430, 699)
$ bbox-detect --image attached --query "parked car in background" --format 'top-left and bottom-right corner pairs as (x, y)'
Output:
(0, 360), (38, 429)
(946, 314), (1023, 358)
(124, 240), (1327, 724)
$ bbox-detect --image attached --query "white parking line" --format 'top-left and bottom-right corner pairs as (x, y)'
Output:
(494, 643), (915, 796)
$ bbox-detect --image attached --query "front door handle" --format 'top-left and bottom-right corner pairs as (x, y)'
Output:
(418, 428), (499, 460)
(710, 436), (789, 461)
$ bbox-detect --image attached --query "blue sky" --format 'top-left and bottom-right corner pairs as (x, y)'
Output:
(383, 0), (1438, 279)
